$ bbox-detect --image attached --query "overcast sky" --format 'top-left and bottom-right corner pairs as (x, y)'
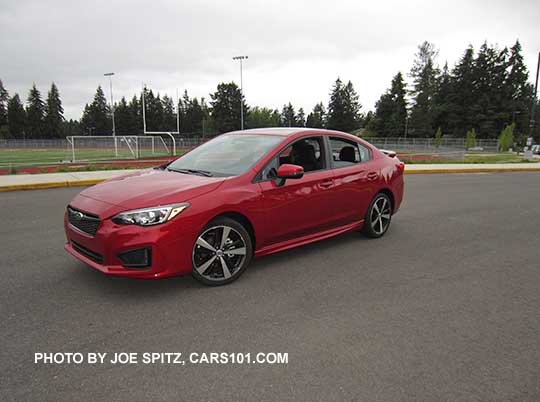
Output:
(1, 0), (539, 120)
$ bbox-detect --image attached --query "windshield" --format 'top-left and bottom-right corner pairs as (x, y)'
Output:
(167, 134), (283, 177)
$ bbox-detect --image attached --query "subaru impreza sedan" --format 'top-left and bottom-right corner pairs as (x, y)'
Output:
(65, 128), (404, 285)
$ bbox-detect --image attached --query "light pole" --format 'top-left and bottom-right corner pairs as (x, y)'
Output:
(232, 55), (248, 130)
(528, 52), (540, 143)
(104, 72), (116, 137)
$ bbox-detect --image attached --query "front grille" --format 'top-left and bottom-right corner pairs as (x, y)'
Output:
(67, 206), (100, 236)
(72, 241), (104, 263)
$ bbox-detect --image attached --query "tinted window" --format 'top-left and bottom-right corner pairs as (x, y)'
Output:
(329, 137), (371, 168)
(168, 134), (282, 176)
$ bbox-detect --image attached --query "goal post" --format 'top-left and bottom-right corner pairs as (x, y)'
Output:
(141, 83), (178, 156)
(66, 136), (171, 162)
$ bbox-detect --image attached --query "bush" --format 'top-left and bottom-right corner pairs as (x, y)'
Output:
(498, 123), (515, 152)
(465, 128), (477, 149)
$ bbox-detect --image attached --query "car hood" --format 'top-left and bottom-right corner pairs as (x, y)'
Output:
(77, 169), (225, 215)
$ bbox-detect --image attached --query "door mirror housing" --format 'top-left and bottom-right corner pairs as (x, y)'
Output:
(277, 164), (304, 179)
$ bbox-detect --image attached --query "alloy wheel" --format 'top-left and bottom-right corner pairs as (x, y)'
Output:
(192, 225), (247, 282)
(370, 196), (391, 236)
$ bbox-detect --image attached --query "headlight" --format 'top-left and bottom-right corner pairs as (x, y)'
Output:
(112, 203), (190, 226)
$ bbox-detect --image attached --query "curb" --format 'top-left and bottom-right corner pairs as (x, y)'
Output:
(0, 179), (104, 192)
(1, 167), (540, 192)
(405, 167), (540, 174)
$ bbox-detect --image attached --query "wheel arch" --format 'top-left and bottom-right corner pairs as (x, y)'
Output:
(210, 211), (256, 249)
(377, 188), (395, 213)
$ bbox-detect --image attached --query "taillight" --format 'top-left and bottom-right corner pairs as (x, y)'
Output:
(398, 161), (405, 172)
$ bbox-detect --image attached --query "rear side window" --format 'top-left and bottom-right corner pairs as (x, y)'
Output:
(329, 137), (371, 168)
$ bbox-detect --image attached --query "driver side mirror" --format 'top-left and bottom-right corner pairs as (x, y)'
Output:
(275, 164), (304, 186)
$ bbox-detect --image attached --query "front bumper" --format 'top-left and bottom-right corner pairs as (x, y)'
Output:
(64, 211), (196, 279)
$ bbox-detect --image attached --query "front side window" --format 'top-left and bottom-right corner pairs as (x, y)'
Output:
(260, 136), (326, 181)
(329, 137), (371, 168)
(167, 134), (282, 177)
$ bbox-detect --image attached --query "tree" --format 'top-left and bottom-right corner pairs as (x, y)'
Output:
(433, 63), (452, 134)
(409, 41), (439, 137)
(506, 40), (534, 135)
(465, 128), (477, 149)
(0, 79), (8, 129)
(434, 127), (442, 147)
(246, 107), (280, 128)
(80, 86), (110, 135)
(296, 108), (306, 127)
(326, 78), (362, 132)
(114, 97), (132, 136)
(447, 46), (476, 136)
(306, 102), (326, 128)
(469, 42), (509, 138)
(180, 91), (205, 135)
(26, 84), (45, 138)
(162, 95), (177, 131)
(281, 103), (297, 126)
(7, 94), (26, 138)
(368, 72), (407, 137)
(498, 123), (514, 152)
(44, 82), (64, 138)
(210, 82), (246, 134)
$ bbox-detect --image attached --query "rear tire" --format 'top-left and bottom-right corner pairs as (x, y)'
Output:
(362, 193), (392, 238)
(191, 217), (253, 286)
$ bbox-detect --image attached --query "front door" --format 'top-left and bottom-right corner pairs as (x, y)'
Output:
(257, 136), (336, 245)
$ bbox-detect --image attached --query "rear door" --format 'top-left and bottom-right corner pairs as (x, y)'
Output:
(326, 136), (378, 226)
(257, 136), (336, 245)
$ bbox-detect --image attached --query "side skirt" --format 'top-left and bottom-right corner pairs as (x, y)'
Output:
(254, 219), (364, 258)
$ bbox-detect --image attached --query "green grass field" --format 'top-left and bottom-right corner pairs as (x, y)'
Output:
(0, 147), (183, 165)
(401, 152), (536, 164)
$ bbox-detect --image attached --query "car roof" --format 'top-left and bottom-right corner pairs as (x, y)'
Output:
(228, 127), (355, 137)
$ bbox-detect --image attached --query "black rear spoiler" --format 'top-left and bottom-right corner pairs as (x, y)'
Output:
(380, 149), (397, 158)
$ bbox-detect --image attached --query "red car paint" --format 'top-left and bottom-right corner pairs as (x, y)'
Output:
(64, 128), (404, 279)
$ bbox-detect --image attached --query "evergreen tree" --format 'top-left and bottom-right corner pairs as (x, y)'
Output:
(506, 40), (534, 135)
(114, 97), (131, 136)
(368, 72), (407, 137)
(306, 102), (326, 128)
(128, 95), (142, 135)
(470, 42), (509, 138)
(81, 86), (110, 135)
(327, 78), (361, 132)
(433, 63), (452, 134)
(26, 84), (45, 138)
(62, 119), (82, 136)
(447, 46), (476, 136)
(209, 82), (247, 134)
(280, 103), (296, 127)
(44, 82), (64, 138)
(162, 95), (177, 131)
(7, 94), (26, 139)
(409, 41), (439, 137)
(296, 108), (306, 127)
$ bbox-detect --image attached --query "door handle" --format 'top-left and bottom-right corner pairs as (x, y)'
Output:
(320, 179), (333, 189)
(367, 172), (379, 181)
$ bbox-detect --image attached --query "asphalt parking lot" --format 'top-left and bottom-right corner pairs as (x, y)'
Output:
(2, 172), (540, 402)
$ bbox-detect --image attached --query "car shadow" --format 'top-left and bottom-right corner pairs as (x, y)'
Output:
(68, 229), (369, 298)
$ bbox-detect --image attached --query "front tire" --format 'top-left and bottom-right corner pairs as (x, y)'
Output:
(192, 217), (253, 286)
(362, 193), (392, 238)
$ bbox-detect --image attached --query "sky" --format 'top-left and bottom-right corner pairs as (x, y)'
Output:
(1, 0), (539, 121)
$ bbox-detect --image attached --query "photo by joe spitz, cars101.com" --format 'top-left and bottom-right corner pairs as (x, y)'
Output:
(64, 127), (404, 285)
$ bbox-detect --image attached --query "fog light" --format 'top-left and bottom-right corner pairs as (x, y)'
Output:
(118, 248), (152, 268)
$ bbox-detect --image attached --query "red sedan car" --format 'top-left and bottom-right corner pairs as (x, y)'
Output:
(65, 128), (404, 285)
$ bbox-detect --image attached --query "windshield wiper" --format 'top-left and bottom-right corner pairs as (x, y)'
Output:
(167, 167), (213, 177)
